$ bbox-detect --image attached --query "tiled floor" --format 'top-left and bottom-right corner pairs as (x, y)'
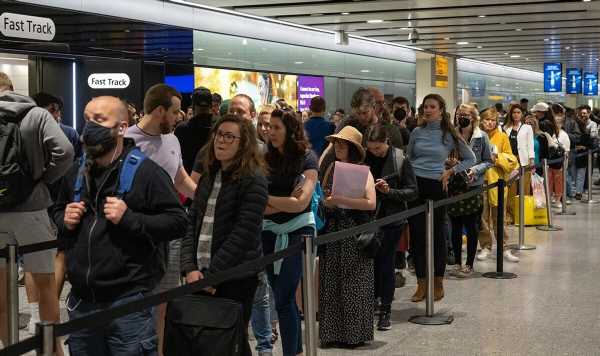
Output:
(13, 198), (600, 355)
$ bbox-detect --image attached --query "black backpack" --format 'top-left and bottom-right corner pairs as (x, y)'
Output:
(0, 107), (34, 209)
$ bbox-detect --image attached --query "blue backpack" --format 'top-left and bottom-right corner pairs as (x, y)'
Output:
(73, 147), (147, 202)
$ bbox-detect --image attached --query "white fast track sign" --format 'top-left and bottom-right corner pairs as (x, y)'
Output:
(0, 13), (55, 41)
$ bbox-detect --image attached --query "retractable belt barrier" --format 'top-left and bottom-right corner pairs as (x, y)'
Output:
(2, 149), (598, 355)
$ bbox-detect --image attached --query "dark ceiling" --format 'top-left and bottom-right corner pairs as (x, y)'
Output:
(0, 1), (193, 63)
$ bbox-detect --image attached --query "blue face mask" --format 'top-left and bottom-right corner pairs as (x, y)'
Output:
(81, 121), (119, 158)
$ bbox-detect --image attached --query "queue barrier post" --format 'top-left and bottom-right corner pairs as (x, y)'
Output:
(409, 200), (453, 325)
(483, 179), (517, 279)
(301, 235), (318, 356)
(582, 150), (599, 204)
(557, 153), (576, 216)
(537, 159), (563, 231)
(509, 166), (536, 250)
(6, 237), (19, 346)
(35, 321), (54, 356)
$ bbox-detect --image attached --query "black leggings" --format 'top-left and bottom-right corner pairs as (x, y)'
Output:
(450, 214), (479, 268)
(408, 177), (448, 279)
(374, 227), (402, 306)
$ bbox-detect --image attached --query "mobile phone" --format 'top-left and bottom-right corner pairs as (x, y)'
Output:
(294, 174), (306, 188)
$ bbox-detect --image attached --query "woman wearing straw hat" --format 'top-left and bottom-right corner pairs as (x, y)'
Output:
(318, 125), (377, 349)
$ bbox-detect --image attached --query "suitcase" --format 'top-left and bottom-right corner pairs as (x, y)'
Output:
(513, 195), (548, 226)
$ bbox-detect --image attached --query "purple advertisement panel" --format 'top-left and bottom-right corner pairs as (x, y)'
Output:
(297, 75), (325, 111)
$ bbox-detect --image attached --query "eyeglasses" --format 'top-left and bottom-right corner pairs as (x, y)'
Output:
(214, 131), (241, 144)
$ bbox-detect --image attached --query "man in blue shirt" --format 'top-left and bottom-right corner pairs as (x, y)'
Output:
(304, 96), (335, 157)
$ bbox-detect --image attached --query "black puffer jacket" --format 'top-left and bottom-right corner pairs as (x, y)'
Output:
(180, 166), (268, 280)
(52, 139), (188, 302)
(365, 146), (418, 228)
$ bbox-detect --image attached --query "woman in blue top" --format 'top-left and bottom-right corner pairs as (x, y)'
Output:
(263, 109), (318, 356)
(407, 94), (476, 302)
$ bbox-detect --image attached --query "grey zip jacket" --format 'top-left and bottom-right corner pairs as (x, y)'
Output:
(0, 91), (74, 212)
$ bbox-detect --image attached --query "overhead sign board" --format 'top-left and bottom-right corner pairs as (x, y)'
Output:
(0, 13), (55, 41)
(566, 68), (582, 94)
(87, 73), (131, 89)
(583, 72), (598, 96)
(432, 55), (449, 88)
(297, 76), (324, 112)
(543, 63), (562, 93)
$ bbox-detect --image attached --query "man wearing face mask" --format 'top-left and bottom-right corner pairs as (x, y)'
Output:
(52, 96), (187, 355)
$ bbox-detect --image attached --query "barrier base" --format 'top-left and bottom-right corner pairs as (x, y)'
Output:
(556, 211), (576, 216)
(581, 199), (599, 204)
(536, 225), (562, 231)
(409, 314), (454, 325)
(482, 271), (517, 279)
(507, 244), (536, 250)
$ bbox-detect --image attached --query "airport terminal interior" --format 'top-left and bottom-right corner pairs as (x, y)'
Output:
(3, 0), (600, 355)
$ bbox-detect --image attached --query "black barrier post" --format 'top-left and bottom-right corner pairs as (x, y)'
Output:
(301, 235), (317, 356)
(537, 159), (563, 231)
(509, 166), (536, 251)
(557, 153), (576, 216)
(4, 233), (19, 346)
(483, 179), (517, 279)
(582, 150), (599, 204)
(35, 321), (54, 356)
(409, 200), (453, 325)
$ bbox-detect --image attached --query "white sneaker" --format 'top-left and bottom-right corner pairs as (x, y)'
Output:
(503, 250), (520, 263)
(449, 264), (462, 277)
(553, 202), (563, 209)
(27, 303), (39, 335)
(477, 248), (491, 261)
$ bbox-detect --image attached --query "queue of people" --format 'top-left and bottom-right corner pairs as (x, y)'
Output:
(2, 65), (594, 356)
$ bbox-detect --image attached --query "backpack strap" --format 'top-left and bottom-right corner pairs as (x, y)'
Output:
(73, 154), (87, 203)
(116, 147), (146, 198)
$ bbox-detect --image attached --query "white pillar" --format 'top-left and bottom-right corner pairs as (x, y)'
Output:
(415, 52), (457, 110)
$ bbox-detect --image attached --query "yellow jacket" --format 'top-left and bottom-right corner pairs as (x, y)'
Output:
(486, 128), (519, 206)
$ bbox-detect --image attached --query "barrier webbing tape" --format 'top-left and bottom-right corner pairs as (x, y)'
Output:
(53, 243), (303, 338)
(0, 240), (59, 259)
(314, 204), (426, 246)
(0, 335), (40, 356)
(433, 182), (499, 209)
(573, 148), (599, 159)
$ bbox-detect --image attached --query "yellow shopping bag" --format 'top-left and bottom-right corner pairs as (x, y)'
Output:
(513, 195), (548, 226)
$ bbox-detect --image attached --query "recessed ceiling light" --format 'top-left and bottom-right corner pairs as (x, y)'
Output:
(565, 46), (571, 49)
(457, 41), (469, 45)
(504, 52), (509, 55)
(495, 84), (501, 86)
(294, 61), (304, 64)
(515, 28), (522, 31)
(341, 12), (350, 15)
(361, 69), (371, 73)
(544, 38), (550, 41)
(444, 37), (451, 40)
(124, 29), (130, 33)
(478, 15), (486, 18)
(400, 27), (408, 30)
(526, 58), (529, 60)
(367, 19), (384, 23)
(583, 0), (591, 2)
(195, 48), (204, 51)
(510, 55), (521, 58)
(596, 58), (599, 61)
(242, 39), (248, 45)
(477, 45), (483, 49)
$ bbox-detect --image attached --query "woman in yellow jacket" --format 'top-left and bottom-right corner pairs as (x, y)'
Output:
(477, 108), (520, 262)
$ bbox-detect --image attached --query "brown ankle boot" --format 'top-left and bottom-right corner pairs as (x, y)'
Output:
(434, 277), (444, 301)
(411, 279), (426, 302)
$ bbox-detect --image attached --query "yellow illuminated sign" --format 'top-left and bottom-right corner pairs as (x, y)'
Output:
(433, 56), (449, 88)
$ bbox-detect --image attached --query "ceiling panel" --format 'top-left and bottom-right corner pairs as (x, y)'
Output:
(183, 0), (600, 72)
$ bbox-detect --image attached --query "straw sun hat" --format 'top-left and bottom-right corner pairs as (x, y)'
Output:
(325, 125), (366, 162)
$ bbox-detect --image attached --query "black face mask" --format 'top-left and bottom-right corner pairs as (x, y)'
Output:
(393, 107), (407, 121)
(458, 116), (471, 128)
(81, 121), (119, 158)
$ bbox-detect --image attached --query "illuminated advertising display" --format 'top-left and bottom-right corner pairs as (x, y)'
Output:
(566, 68), (582, 94)
(544, 63), (562, 93)
(583, 72), (598, 96)
(297, 75), (324, 112)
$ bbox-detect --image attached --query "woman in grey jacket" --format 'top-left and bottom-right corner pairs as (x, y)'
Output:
(448, 104), (493, 278)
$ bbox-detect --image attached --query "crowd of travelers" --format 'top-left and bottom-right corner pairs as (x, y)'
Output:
(0, 69), (597, 355)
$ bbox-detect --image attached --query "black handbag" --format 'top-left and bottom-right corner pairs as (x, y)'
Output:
(448, 171), (470, 196)
(164, 294), (244, 356)
(356, 231), (381, 258)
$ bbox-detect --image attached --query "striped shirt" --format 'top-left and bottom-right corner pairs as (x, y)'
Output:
(197, 170), (222, 270)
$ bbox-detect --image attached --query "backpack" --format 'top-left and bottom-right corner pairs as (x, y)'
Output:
(0, 107), (34, 209)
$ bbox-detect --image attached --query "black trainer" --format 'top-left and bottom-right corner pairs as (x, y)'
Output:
(377, 311), (392, 331)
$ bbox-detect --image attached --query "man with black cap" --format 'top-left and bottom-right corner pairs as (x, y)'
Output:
(175, 87), (214, 174)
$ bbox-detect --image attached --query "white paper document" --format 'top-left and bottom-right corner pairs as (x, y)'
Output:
(331, 161), (369, 209)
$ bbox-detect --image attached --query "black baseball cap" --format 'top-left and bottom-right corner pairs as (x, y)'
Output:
(192, 87), (212, 107)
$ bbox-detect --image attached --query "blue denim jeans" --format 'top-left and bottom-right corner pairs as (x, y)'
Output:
(251, 272), (273, 353)
(263, 226), (313, 356)
(66, 292), (157, 356)
(576, 167), (587, 194)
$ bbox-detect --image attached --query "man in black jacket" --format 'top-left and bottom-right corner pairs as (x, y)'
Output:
(175, 87), (214, 174)
(52, 96), (187, 356)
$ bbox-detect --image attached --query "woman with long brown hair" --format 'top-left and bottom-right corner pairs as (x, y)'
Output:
(406, 94), (476, 302)
(180, 114), (268, 356)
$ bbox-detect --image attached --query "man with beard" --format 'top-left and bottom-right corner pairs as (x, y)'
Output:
(125, 84), (196, 355)
(52, 96), (187, 355)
